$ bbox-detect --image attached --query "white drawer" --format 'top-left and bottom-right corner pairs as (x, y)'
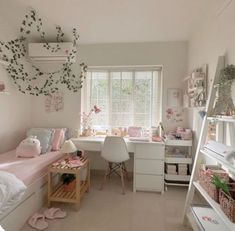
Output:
(135, 174), (163, 191)
(135, 144), (164, 159)
(135, 159), (163, 175)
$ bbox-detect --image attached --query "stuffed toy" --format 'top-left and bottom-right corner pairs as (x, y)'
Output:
(16, 136), (41, 158)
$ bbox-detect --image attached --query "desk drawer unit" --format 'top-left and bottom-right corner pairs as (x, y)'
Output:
(135, 159), (163, 175)
(134, 143), (164, 193)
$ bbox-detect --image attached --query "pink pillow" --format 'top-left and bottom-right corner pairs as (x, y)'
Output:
(16, 136), (41, 158)
(51, 129), (65, 151)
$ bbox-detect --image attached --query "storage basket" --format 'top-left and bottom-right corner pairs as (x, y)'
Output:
(198, 165), (229, 202)
(219, 187), (235, 223)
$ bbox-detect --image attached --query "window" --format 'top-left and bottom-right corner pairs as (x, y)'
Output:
(81, 66), (162, 129)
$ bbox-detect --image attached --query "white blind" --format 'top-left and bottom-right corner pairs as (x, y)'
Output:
(82, 66), (162, 129)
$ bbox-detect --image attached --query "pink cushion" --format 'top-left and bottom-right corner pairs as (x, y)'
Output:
(16, 137), (41, 158)
(51, 129), (65, 151)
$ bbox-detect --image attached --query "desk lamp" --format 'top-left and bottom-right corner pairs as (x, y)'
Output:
(60, 140), (77, 158)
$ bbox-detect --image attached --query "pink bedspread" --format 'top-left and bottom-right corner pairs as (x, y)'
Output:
(0, 150), (65, 186)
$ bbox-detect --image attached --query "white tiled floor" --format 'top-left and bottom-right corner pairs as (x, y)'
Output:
(21, 174), (192, 231)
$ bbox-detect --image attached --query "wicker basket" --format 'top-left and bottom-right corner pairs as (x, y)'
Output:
(219, 187), (235, 223)
(198, 165), (229, 202)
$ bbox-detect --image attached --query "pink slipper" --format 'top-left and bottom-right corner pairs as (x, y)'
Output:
(28, 213), (48, 230)
(44, 208), (66, 219)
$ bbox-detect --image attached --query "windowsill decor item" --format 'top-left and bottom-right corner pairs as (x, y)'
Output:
(80, 105), (101, 136)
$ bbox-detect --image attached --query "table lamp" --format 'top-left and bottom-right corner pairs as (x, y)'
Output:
(60, 140), (77, 157)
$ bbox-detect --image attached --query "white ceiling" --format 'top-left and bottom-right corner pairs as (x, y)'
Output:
(0, 0), (227, 44)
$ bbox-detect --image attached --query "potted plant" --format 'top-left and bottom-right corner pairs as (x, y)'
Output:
(211, 175), (230, 195)
(212, 175), (235, 222)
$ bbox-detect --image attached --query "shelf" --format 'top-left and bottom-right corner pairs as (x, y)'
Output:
(50, 181), (87, 203)
(165, 174), (191, 182)
(165, 181), (189, 187)
(193, 182), (235, 230)
(200, 148), (235, 174)
(165, 157), (192, 164)
(207, 116), (235, 123)
(164, 139), (192, 146)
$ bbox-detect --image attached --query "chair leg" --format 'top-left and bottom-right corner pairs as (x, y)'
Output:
(122, 162), (129, 181)
(100, 163), (110, 190)
(120, 163), (125, 194)
(108, 162), (113, 179)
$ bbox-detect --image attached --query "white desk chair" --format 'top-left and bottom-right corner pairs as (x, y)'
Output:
(100, 136), (130, 194)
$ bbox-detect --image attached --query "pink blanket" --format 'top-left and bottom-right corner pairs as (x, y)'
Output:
(0, 150), (65, 186)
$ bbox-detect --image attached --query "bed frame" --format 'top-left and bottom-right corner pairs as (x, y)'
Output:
(0, 173), (49, 231)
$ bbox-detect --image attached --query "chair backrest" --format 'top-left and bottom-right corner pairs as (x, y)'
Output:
(101, 136), (130, 163)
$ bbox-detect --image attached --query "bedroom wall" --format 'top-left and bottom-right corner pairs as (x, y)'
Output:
(31, 41), (188, 133)
(0, 18), (32, 154)
(187, 0), (235, 148)
(30, 41), (188, 170)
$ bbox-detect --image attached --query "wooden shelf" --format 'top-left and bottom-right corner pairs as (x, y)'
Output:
(193, 182), (235, 230)
(50, 181), (87, 203)
(164, 139), (192, 147)
(165, 157), (192, 164)
(200, 148), (235, 174)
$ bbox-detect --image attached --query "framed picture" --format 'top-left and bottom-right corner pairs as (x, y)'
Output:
(167, 88), (182, 107)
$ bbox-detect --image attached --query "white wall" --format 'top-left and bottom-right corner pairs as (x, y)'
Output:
(31, 42), (188, 133)
(0, 18), (31, 154)
(187, 1), (235, 148)
(31, 41), (188, 169)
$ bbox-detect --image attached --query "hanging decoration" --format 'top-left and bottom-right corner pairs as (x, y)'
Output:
(212, 65), (235, 116)
(0, 9), (87, 96)
(45, 91), (64, 113)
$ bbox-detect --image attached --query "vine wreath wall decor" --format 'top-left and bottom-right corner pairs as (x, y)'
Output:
(0, 9), (87, 96)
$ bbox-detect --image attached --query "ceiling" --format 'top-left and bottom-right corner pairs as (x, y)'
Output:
(0, 0), (228, 44)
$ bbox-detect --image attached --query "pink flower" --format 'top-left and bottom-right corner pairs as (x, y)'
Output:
(94, 105), (101, 114)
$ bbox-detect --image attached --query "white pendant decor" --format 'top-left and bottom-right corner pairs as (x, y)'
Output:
(0, 10), (87, 96)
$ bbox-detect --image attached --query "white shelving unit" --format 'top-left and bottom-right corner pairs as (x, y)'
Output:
(164, 139), (193, 189)
(183, 56), (235, 231)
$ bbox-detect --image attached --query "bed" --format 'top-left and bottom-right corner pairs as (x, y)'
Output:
(0, 149), (65, 231)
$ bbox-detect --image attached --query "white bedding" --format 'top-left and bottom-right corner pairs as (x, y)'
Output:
(0, 171), (27, 215)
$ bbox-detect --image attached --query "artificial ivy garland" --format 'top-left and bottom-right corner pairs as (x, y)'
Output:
(0, 10), (87, 96)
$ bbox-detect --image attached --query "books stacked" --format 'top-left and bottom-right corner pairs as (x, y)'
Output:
(166, 164), (177, 175)
(178, 164), (188, 175)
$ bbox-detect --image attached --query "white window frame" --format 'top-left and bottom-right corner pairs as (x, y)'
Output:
(81, 65), (163, 129)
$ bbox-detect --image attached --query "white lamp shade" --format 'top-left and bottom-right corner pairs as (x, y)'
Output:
(60, 140), (77, 154)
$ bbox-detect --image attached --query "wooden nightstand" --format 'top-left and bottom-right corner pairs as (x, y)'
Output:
(47, 156), (90, 210)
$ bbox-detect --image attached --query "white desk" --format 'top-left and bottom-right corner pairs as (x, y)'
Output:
(72, 137), (165, 193)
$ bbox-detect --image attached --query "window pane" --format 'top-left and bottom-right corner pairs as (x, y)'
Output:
(90, 72), (109, 127)
(111, 72), (132, 127)
(85, 68), (161, 129)
(134, 71), (152, 127)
